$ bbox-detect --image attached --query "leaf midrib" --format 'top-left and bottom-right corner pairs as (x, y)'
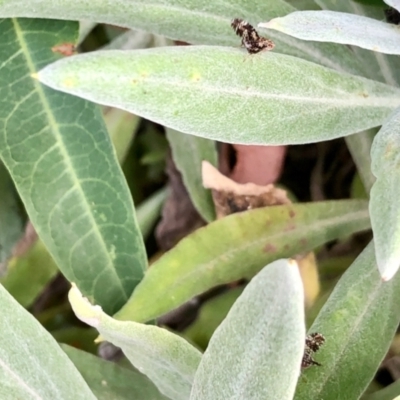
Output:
(12, 18), (128, 300)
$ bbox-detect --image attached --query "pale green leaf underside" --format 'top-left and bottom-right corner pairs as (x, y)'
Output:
(262, 10), (400, 55)
(69, 285), (202, 400)
(116, 200), (370, 323)
(295, 242), (400, 399)
(370, 107), (400, 280)
(0, 18), (146, 314)
(36, 47), (400, 145)
(0, 283), (96, 400)
(315, 1), (400, 87)
(0, 0), (369, 76)
(190, 259), (305, 400)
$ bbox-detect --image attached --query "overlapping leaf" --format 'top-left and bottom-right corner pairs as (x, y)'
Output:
(69, 285), (202, 400)
(0, 18), (146, 314)
(295, 242), (400, 399)
(0, 0), (368, 74)
(190, 260), (305, 400)
(116, 200), (370, 322)
(370, 106), (400, 280)
(36, 47), (400, 145)
(261, 10), (400, 54)
(0, 283), (96, 399)
(62, 345), (168, 400)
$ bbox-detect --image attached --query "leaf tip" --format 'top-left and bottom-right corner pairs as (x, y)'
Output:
(379, 260), (399, 281)
(94, 335), (105, 344)
(68, 283), (103, 328)
(258, 19), (279, 30)
(288, 258), (299, 268)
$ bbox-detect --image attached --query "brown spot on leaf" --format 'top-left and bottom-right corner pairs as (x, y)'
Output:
(284, 223), (296, 232)
(264, 243), (277, 253)
(51, 43), (76, 56)
(289, 209), (295, 218)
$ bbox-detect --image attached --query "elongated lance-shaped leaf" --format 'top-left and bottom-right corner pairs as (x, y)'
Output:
(295, 241), (400, 400)
(315, 1), (397, 193)
(0, 0), (369, 76)
(260, 10), (400, 55)
(69, 284), (202, 400)
(0, 19), (146, 314)
(36, 47), (400, 146)
(62, 345), (169, 400)
(370, 107), (400, 280)
(115, 200), (370, 323)
(0, 283), (96, 399)
(190, 259), (305, 400)
(166, 128), (217, 222)
(315, 1), (400, 87)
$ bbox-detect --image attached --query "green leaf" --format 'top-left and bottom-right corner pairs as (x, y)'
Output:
(315, 1), (400, 86)
(69, 284), (202, 400)
(62, 345), (169, 400)
(0, 18), (146, 314)
(136, 187), (168, 240)
(0, 0), (368, 75)
(295, 241), (400, 400)
(36, 47), (400, 145)
(116, 200), (370, 323)
(0, 283), (96, 399)
(190, 259), (305, 400)
(166, 128), (217, 222)
(261, 11), (400, 55)
(370, 107), (400, 280)
(51, 327), (99, 354)
(0, 161), (24, 268)
(77, 20), (96, 46)
(1, 239), (58, 308)
(104, 107), (141, 164)
(345, 129), (376, 194)
(364, 379), (400, 400)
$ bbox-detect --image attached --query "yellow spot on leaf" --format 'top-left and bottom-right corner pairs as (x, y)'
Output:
(191, 71), (201, 82)
(62, 77), (78, 88)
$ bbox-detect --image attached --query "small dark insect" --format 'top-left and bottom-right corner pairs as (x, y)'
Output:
(301, 332), (325, 369)
(385, 7), (400, 25)
(231, 18), (275, 54)
(305, 332), (325, 353)
(302, 348), (322, 369)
